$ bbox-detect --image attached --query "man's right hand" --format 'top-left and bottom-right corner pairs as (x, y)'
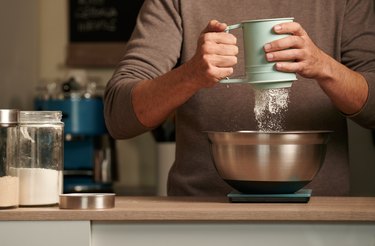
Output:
(184, 20), (239, 89)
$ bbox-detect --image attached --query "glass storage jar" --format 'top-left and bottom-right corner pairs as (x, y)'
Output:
(0, 109), (19, 208)
(17, 111), (64, 206)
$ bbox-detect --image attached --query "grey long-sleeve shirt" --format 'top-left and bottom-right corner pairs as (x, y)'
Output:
(104, 0), (375, 196)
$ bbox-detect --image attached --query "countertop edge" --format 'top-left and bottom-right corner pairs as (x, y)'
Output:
(1, 196), (375, 222)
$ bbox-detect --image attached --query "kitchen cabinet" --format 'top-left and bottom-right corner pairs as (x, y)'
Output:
(1, 196), (375, 246)
(0, 221), (90, 246)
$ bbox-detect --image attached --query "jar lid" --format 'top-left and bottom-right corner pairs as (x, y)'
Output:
(59, 193), (115, 209)
(0, 109), (19, 126)
(19, 111), (62, 123)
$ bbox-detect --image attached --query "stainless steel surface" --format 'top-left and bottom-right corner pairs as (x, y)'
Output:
(207, 131), (331, 193)
(0, 109), (19, 126)
(94, 135), (117, 183)
(59, 193), (115, 209)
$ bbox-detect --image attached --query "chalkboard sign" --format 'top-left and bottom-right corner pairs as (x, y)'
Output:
(69, 0), (144, 42)
(67, 0), (144, 67)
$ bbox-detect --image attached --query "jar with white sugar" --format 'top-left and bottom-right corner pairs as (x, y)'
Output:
(0, 109), (19, 208)
(17, 111), (64, 206)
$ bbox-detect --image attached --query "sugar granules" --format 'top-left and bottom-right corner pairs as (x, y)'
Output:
(10, 168), (62, 206)
(254, 88), (290, 132)
(0, 176), (19, 207)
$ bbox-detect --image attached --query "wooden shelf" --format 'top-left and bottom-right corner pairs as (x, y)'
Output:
(66, 42), (126, 68)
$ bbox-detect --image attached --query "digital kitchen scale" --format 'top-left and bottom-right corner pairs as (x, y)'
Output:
(227, 189), (312, 203)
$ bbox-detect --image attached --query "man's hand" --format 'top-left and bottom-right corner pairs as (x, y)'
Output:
(185, 20), (239, 89)
(263, 22), (333, 80)
(264, 21), (368, 115)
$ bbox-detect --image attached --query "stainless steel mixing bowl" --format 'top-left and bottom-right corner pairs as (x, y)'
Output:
(207, 131), (331, 194)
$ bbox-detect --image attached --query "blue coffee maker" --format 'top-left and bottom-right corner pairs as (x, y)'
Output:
(35, 78), (117, 193)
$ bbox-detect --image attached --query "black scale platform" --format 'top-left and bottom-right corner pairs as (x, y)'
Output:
(227, 189), (312, 203)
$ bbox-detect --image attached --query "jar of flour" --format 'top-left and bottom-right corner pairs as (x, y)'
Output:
(17, 111), (64, 206)
(0, 109), (19, 208)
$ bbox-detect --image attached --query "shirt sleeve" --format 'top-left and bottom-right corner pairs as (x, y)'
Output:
(104, 0), (182, 139)
(341, 0), (375, 129)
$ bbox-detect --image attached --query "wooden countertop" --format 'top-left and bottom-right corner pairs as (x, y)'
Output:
(1, 196), (375, 222)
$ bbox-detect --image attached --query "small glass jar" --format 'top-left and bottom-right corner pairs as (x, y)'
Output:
(17, 111), (64, 206)
(0, 109), (19, 208)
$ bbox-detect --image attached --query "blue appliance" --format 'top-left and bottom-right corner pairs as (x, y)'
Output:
(35, 79), (117, 193)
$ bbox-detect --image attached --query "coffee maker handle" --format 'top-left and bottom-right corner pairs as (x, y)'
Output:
(219, 23), (247, 84)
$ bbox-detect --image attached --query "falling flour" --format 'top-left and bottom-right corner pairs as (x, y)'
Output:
(0, 176), (19, 207)
(10, 168), (62, 206)
(254, 88), (290, 132)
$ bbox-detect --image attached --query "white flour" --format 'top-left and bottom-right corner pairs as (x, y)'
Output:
(0, 176), (19, 207)
(10, 168), (62, 206)
(254, 88), (290, 132)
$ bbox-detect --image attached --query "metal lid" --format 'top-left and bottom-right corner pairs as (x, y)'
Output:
(59, 193), (115, 209)
(0, 109), (19, 126)
(19, 111), (62, 123)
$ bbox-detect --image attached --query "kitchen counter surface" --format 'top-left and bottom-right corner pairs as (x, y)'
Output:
(1, 196), (375, 222)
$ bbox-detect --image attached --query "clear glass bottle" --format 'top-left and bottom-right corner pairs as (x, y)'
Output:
(17, 111), (64, 206)
(0, 109), (19, 208)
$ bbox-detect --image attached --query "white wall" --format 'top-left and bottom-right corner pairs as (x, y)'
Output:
(38, 0), (115, 86)
(0, 1), (39, 110)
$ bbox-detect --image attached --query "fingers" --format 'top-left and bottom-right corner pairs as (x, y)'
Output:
(266, 49), (304, 62)
(262, 21), (329, 79)
(204, 53), (238, 68)
(199, 20), (239, 70)
(190, 20), (239, 86)
(263, 22), (307, 52)
(201, 42), (238, 57)
(273, 22), (308, 37)
(198, 37), (237, 72)
(201, 20), (237, 45)
(274, 62), (301, 73)
(264, 35), (304, 53)
(203, 20), (228, 33)
(198, 43), (238, 75)
(209, 66), (234, 80)
(201, 32), (237, 46)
